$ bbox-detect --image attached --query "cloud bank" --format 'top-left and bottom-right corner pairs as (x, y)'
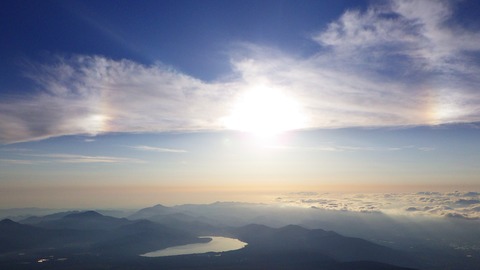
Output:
(277, 191), (480, 220)
(1, 0), (480, 143)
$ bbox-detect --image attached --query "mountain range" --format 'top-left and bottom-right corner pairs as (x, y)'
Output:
(0, 206), (419, 270)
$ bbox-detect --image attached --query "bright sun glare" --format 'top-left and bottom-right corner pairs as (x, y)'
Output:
(223, 85), (307, 139)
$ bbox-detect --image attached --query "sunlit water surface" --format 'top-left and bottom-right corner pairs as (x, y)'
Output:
(140, 236), (247, 257)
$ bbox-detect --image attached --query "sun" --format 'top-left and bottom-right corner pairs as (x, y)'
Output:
(223, 85), (307, 139)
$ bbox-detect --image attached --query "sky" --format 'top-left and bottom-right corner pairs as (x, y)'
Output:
(1, 0), (480, 208)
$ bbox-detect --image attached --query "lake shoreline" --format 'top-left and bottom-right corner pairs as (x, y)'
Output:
(140, 236), (247, 257)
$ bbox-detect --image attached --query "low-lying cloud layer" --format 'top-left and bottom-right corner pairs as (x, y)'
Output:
(277, 191), (480, 220)
(1, 0), (480, 143)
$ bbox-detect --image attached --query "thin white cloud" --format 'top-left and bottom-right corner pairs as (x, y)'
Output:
(267, 144), (434, 152)
(130, 145), (187, 153)
(19, 153), (143, 164)
(0, 147), (143, 164)
(1, 0), (480, 143)
(0, 159), (34, 165)
(42, 154), (142, 163)
(0, 147), (32, 153)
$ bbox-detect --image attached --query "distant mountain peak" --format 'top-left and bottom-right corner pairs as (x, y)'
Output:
(128, 204), (173, 220)
(242, 223), (271, 230)
(64, 210), (103, 219)
(235, 224), (274, 235)
(278, 224), (308, 232)
(151, 204), (169, 209)
(0, 218), (17, 225)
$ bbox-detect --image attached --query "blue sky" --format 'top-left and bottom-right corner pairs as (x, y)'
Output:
(1, 0), (480, 207)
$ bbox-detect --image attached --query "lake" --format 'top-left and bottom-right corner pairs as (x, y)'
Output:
(140, 236), (247, 257)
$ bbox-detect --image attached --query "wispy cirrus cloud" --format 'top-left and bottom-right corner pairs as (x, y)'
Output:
(37, 154), (142, 163)
(0, 159), (34, 165)
(0, 152), (143, 165)
(0, 56), (236, 144)
(1, 0), (479, 143)
(33, 153), (143, 164)
(315, 0), (480, 74)
(267, 144), (435, 152)
(0, 144), (144, 164)
(129, 145), (187, 153)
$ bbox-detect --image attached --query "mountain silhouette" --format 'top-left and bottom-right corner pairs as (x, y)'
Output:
(19, 210), (80, 225)
(0, 218), (93, 253)
(231, 224), (417, 268)
(0, 211), (419, 270)
(36, 210), (131, 230)
(128, 204), (173, 220)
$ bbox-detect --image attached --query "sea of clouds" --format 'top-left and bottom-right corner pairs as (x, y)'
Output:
(277, 191), (480, 220)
